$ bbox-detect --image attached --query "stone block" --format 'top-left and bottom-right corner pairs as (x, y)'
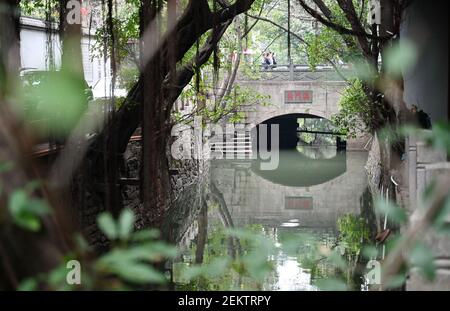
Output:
(422, 231), (450, 258)
(417, 142), (447, 164)
(407, 269), (450, 291)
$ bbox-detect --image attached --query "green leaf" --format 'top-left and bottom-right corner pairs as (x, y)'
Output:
(316, 277), (348, 291)
(145, 241), (178, 259)
(97, 212), (118, 240)
(384, 234), (403, 254)
(426, 122), (450, 153)
(48, 264), (70, 289)
(74, 233), (91, 253)
(327, 250), (348, 271)
(21, 70), (89, 135)
(99, 242), (177, 267)
(242, 251), (274, 281)
(26, 198), (50, 215)
(361, 245), (379, 259)
(8, 190), (28, 215)
(409, 242), (436, 281)
(118, 208), (135, 240)
(112, 263), (167, 284)
(121, 243), (176, 262)
(433, 194), (450, 234)
(131, 229), (160, 241)
(7, 190), (49, 231)
(17, 216), (41, 232)
(375, 198), (407, 225)
(182, 258), (230, 281)
(385, 273), (407, 289)
(17, 278), (38, 291)
(0, 161), (14, 173)
(384, 39), (418, 78)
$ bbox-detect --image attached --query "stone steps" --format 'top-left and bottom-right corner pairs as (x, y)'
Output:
(210, 131), (253, 158)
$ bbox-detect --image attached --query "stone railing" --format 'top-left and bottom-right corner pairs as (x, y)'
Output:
(406, 132), (450, 290)
(237, 64), (354, 82)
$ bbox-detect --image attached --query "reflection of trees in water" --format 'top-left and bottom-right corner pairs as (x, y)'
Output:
(298, 133), (337, 146)
(194, 199), (207, 264)
(203, 179), (242, 260)
(276, 227), (338, 287)
(321, 187), (375, 290)
(336, 213), (370, 290)
(172, 162), (371, 290)
(298, 118), (336, 132)
(359, 186), (377, 239)
(272, 188), (374, 291)
(163, 174), (242, 257)
(296, 145), (337, 159)
(297, 118), (338, 146)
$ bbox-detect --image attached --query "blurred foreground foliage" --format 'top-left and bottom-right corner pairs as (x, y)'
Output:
(16, 208), (177, 290)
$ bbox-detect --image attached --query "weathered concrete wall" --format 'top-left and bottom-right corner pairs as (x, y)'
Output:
(399, 1), (449, 290)
(237, 79), (369, 150)
(400, 0), (448, 122)
(121, 138), (208, 229)
(238, 80), (346, 126)
(404, 134), (450, 290)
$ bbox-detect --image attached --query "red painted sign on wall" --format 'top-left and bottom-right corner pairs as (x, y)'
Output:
(284, 90), (313, 104)
(285, 196), (313, 210)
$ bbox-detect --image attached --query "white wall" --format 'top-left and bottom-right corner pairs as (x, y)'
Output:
(19, 17), (110, 87)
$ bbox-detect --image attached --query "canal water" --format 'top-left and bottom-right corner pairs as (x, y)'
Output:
(169, 147), (370, 290)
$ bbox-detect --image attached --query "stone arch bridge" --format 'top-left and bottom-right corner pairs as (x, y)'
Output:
(209, 66), (368, 154)
(176, 66), (368, 156)
(237, 66), (348, 127)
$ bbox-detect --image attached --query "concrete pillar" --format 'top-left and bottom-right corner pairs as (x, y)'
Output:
(407, 135), (417, 213)
(289, 61), (294, 81)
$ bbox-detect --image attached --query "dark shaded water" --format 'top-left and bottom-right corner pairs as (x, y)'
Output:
(168, 148), (370, 290)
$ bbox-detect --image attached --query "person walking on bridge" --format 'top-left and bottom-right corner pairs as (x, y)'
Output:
(263, 52), (271, 70)
(271, 52), (277, 68)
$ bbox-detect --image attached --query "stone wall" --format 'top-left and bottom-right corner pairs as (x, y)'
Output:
(404, 134), (450, 290)
(239, 80), (345, 125)
(121, 137), (209, 230)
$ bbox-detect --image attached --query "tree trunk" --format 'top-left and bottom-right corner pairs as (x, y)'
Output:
(73, 0), (255, 241)
(195, 198), (208, 264)
(59, 0), (84, 76)
(1, 2), (75, 289)
(0, 0), (21, 86)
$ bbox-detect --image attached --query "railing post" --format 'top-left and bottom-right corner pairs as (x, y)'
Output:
(289, 61), (294, 81)
(408, 134), (417, 213)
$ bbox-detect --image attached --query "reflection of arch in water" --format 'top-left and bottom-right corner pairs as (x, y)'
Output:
(250, 150), (347, 187)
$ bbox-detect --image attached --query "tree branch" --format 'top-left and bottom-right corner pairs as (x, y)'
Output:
(297, 0), (387, 41)
(246, 13), (307, 44)
(336, 0), (372, 58)
(312, 0), (333, 19)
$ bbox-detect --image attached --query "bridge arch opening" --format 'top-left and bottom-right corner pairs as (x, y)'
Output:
(253, 113), (346, 151)
(250, 113), (348, 187)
